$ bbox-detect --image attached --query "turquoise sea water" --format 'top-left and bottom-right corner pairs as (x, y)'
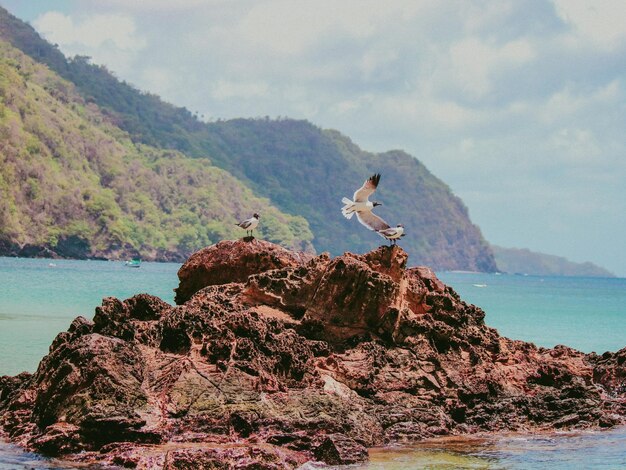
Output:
(0, 256), (625, 468)
(437, 272), (626, 354)
(353, 427), (626, 469)
(0, 257), (180, 376)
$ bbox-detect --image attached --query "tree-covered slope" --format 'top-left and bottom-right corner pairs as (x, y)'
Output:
(492, 246), (615, 278)
(0, 6), (495, 270)
(0, 40), (313, 260)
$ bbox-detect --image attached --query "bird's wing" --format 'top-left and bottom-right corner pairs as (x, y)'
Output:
(238, 219), (252, 228)
(353, 173), (380, 202)
(378, 227), (397, 236)
(356, 211), (390, 232)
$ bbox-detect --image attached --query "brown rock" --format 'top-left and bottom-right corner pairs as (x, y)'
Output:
(162, 445), (304, 469)
(1, 240), (624, 469)
(313, 433), (368, 465)
(591, 348), (626, 390)
(174, 239), (313, 304)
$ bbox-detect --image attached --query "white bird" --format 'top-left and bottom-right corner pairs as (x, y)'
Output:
(235, 213), (260, 237)
(356, 210), (406, 245)
(341, 173), (382, 219)
(377, 224), (405, 245)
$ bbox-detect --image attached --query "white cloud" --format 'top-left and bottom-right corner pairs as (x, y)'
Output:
(539, 80), (621, 124)
(227, 0), (432, 56)
(550, 127), (601, 162)
(359, 48), (399, 80)
(80, 0), (219, 13)
(447, 37), (535, 98)
(462, 1), (516, 33)
(552, 0), (626, 49)
(140, 67), (177, 98)
(32, 11), (146, 79)
(33, 12), (146, 51)
(211, 80), (270, 100)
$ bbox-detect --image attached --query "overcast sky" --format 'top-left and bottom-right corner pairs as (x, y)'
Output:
(3, 0), (626, 275)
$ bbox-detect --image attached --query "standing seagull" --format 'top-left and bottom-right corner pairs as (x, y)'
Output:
(235, 213), (260, 237)
(341, 173), (382, 219)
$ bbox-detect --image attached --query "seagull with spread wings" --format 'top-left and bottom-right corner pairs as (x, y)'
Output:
(356, 211), (405, 245)
(342, 174), (406, 245)
(341, 173), (382, 220)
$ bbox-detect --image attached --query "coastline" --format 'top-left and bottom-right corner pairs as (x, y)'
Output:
(0, 248), (186, 264)
(3, 427), (626, 469)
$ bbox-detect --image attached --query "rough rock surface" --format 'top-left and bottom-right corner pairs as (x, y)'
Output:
(1, 240), (624, 469)
(174, 239), (313, 304)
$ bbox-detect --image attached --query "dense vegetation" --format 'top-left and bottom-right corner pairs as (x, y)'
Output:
(0, 6), (495, 270)
(492, 246), (615, 278)
(0, 40), (313, 260)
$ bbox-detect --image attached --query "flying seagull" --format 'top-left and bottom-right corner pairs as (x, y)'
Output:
(356, 211), (406, 245)
(235, 213), (260, 237)
(341, 173), (382, 219)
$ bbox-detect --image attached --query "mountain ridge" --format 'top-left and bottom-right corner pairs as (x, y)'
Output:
(0, 5), (495, 271)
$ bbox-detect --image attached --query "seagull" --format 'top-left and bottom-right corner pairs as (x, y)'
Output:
(235, 213), (260, 237)
(356, 211), (406, 246)
(341, 173), (382, 220)
(378, 224), (406, 245)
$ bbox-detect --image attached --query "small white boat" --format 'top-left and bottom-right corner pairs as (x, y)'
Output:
(125, 258), (141, 268)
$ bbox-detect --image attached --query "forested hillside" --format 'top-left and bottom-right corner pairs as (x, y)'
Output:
(0, 39), (313, 260)
(0, 6), (495, 270)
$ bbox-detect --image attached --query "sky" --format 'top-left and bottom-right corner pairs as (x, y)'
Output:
(3, 0), (626, 276)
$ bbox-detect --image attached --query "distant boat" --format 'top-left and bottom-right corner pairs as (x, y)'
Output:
(125, 258), (141, 268)
(473, 284), (487, 288)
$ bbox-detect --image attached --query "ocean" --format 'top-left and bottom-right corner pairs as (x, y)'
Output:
(0, 256), (625, 468)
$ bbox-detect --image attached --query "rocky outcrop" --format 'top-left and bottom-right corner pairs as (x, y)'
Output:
(174, 239), (314, 304)
(1, 241), (624, 468)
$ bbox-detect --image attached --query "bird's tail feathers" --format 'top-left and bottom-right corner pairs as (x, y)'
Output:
(341, 197), (355, 219)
